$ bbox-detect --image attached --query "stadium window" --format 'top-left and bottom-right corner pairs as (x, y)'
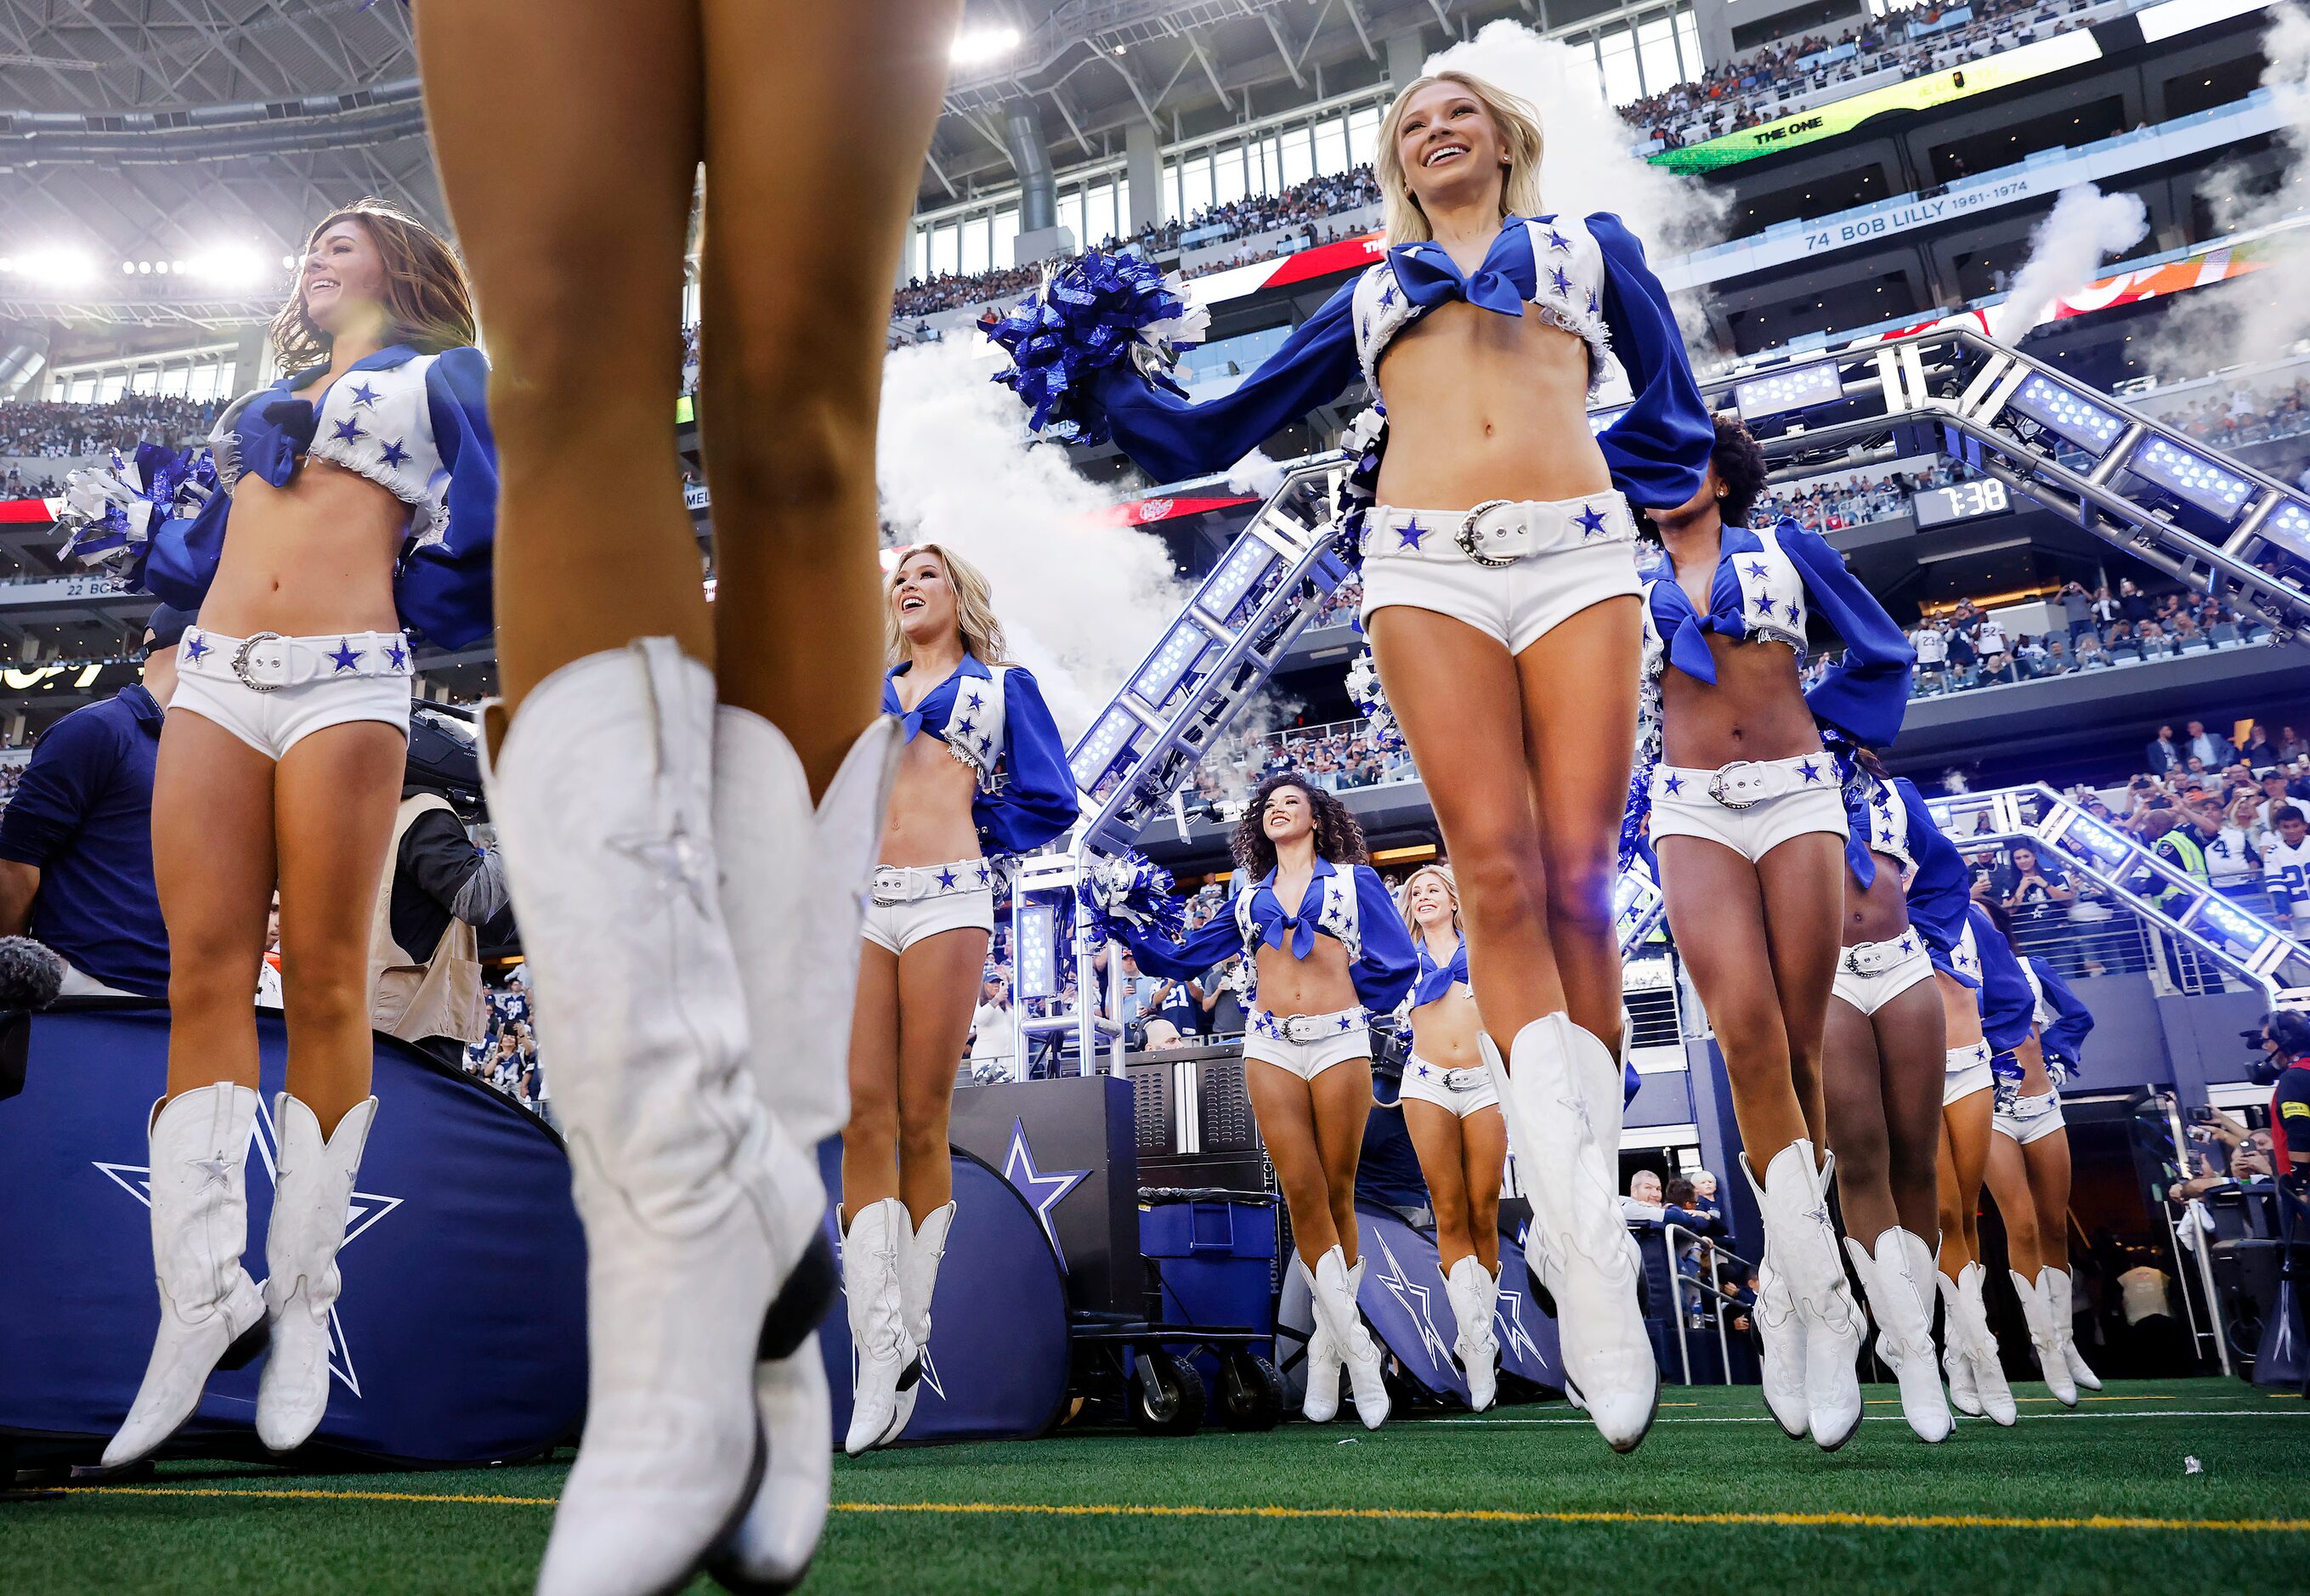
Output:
(929, 223), (960, 280)
(994, 207), (1019, 269)
(98, 374), (126, 402)
(1214, 143), (1248, 207)
(960, 214), (991, 278)
(1057, 190), (1085, 250)
(1674, 8), (1702, 81)
(1315, 115), (1349, 177)
(1282, 124), (1315, 190)
(67, 376), (93, 403)
(157, 366), (188, 399)
(1637, 17), (1681, 96)
(1599, 28), (1642, 108)
(1090, 180), (1118, 246)
(1347, 104), (1380, 167)
(1182, 154), (1214, 219)
(1113, 178), (1131, 235)
(128, 368), (157, 395)
(682, 281), (701, 325)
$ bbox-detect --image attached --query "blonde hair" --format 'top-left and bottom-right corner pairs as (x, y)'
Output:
(1397, 862), (1463, 938)
(1376, 71), (1548, 246)
(884, 541), (1009, 668)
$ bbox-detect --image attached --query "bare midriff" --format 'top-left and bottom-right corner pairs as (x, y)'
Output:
(1843, 857), (1912, 948)
(194, 460), (409, 640)
(1251, 935), (1359, 1021)
(1408, 982), (1483, 1067)
(1372, 303), (1612, 512)
(879, 730), (984, 869)
(1658, 631), (1824, 772)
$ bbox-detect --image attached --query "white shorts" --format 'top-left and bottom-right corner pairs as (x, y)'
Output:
(860, 858), (995, 955)
(1831, 935), (1935, 1016)
(1358, 493), (1643, 655)
(172, 627), (412, 761)
(1397, 1052), (1500, 1117)
(1994, 1087), (2064, 1145)
(1945, 1040), (1994, 1106)
(1243, 1006), (1370, 1081)
(1650, 755), (1849, 863)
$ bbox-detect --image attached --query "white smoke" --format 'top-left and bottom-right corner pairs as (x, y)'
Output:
(875, 338), (1186, 738)
(1422, 21), (1729, 257)
(1226, 449), (1288, 498)
(1990, 184), (2149, 344)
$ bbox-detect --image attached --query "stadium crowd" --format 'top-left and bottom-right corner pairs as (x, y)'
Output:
(0, 395), (219, 460)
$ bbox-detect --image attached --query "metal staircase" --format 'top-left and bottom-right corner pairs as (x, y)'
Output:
(1007, 328), (2310, 1069)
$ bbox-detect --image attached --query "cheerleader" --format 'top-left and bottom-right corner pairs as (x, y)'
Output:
(412, 8), (957, 1590)
(844, 545), (1075, 1453)
(1396, 863), (1509, 1410)
(994, 67), (1715, 1449)
(1822, 750), (1967, 1442)
(1937, 901), (2032, 1425)
(1096, 777), (1417, 1429)
(97, 203), (495, 1471)
(1636, 415), (1913, 1451)
(1980, 915), (2102, 1404)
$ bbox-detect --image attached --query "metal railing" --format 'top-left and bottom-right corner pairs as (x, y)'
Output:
(1662, 1221), (1751, 1387)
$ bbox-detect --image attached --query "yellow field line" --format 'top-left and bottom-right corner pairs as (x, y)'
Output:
(65, 1486), (2310, 1534)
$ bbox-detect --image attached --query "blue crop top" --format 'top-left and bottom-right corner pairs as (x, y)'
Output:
(1846, 773), (1973, 977)
(1050, 212), (1713, 514)
(1410, 932), (1470, 1009)
(1109, 857), (1417, 1014)
(882, 652), (1079, 857)
(1968, 904), (2038, 1052)
(139, 342), (499, 650)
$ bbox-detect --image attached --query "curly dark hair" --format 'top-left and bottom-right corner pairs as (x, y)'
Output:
(1231, 772), (1369, 878)
(1711, 411), (1769, 527)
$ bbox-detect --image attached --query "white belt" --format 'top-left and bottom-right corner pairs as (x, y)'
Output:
(178, 627), (411, 691)
(1654, 753), (1833, 812)
(870, 859), (991, 905)
(1252, 1006), (1365, 1044)
(1362, 494), (1633, 568)
(1841, 935), (1920, 976)
(1435, 1066), (1490, 1092)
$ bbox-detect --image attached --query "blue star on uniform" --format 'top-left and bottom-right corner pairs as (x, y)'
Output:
(1548, 267), (1574, 296)
(1397, 518), (1428, 549)
(937, 867), (959, 891)
(331, 417), (365, 444)
(1576, 505), (1608, 538)
(183, 633), (209, 663)
(1588, 291), (1601, 315)
(1546, 228), (1571, 252)
(976, 863), (991, 885)
(1798, 760), (1822, 783)
(1417, 1062), (1432, 1078)
(955, 716), (975, 738)
(1746, 561), (1769, 579)
(965, 690), (982, 710)
(1379, 280), (1398, 308)
(386, 639), (408, 671)
(1662, 773), (1684, 795)
(377, 439), (410, 469)
(1754, 596), (1775, 617)
(1337, 1014), (1354, 1031)
(1900, 936), (1917, 954)
(327, 639), (363, 672)
(348, 382), (379, 408)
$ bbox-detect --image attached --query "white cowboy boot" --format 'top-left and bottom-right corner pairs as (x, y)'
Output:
(103, 1084), (269, 1469)
(484, 640), (816, 1596)
(708, 709), (898, 1595)
(2011, 1267), (2077, 1406)
(2046, 1265), (2101, 1392)
(1847, 1229), (1951, 1442)
(1297, 1254), (1341, 1423)
(1956, 1261), (2017, 1425)
(1938, 1271), (1981, 1417)
(255, 1094), (377, 1453)
(1744, 1141), (1863, 1451)
(1490, 1018), (1656, 1452)
(1751, 1248), (1809, 1439)
(903, 1203), (957, 1364)
(1445, 1254), (1500, 1412)
(1311, 1246), (1390, 1429)
(842, 1198), (919, 1456)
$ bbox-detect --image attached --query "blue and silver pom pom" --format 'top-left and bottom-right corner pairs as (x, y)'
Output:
(986, 249), (1209, 446)
(1331, 402), (1387, 573)
(1343, 648), (1401, 753)
(1079, 847), (1186, 948)
(55, 442), (214, 572)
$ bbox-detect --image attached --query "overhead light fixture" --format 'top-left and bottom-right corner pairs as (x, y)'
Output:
(951, 25), (1022, 65)
(1734, 361), (1843, 419)
(2003, 371), (2124, 453)
(2262, 499), (2310, 562)
(2129, 435), (2252, 518)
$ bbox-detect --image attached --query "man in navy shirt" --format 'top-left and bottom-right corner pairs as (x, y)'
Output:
(0, 606), (184, 998)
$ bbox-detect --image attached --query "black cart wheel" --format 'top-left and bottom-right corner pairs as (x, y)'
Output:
(1129, 1351), (1207, 1436)
(1217, 1353), (1285, 1432)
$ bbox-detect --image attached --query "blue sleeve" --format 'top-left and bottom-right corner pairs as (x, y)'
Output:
(1899, 780), (1974, 979)
(1971, 907), (2036, 1050)
(1588, 213), (1713, 511)
(1091, 280), (1359, 484)
(1778, 518), (1913, 746)
(1350, 864), (1418, 1013)
(977, 667), (1079, 856)
(1110, 908), (1244, 982)
(396, 347), (499, 651)
(141, 479), (229, 610)
(2031, 957), (2095, 1065)
(0, 710), (108, 866)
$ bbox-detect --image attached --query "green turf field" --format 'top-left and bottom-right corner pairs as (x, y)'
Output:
(7, 1379), (2308, 1594)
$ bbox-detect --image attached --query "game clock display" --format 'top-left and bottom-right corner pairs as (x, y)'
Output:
(1913, 478), (2013, 527)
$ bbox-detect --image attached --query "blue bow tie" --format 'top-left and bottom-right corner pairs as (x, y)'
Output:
(1389, 229), (1534, 319)
(1251, 880), (1323, 961)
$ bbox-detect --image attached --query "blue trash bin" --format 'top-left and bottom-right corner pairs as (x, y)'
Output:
(1140, 1188), (1277, 1399)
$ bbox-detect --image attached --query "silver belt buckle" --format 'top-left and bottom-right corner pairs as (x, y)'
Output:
(1443, 1067), (1483, 1092)
(1455, 500), (1521, 569)
(1842, 947), (1871, 976)
(870, 867), (909, 907)
(1707, 764), (1765, 810)
(231, 631), (285, 693)
(1282, 1015), (1322, 1044)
